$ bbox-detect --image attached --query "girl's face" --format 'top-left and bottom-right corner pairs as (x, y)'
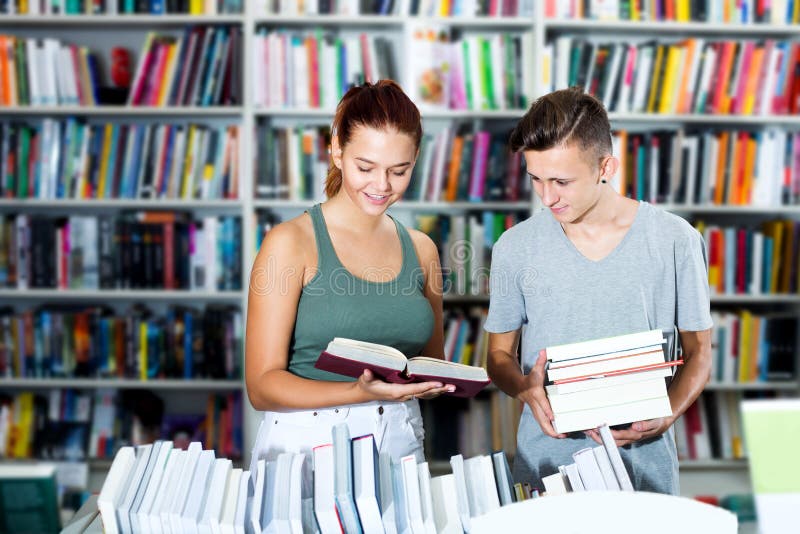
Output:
(332, 125), (418, 216)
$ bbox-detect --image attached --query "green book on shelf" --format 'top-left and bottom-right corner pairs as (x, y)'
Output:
(0, 464), (60, 534)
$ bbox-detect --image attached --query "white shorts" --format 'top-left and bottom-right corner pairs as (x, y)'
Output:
(249, 399), (425, 479)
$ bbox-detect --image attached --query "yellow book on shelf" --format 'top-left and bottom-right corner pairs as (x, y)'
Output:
(742, 46), (765, 115)
(139, 319), (147, 382)
(646, 44), (665, 113)
(762, 221), (784, 293)
(749, 315), (761, 382)
(739, 134), (758, 205)
(180, 125), (197, 199)
(96, 124), (114, 199)
(438, 0), (450, 16)
(675, 0), (690, 21)
(738, 310), (752, 383)
(189, 0), (203, 14)
(658, 44), (682, 114)
(11, 393), (34, 458)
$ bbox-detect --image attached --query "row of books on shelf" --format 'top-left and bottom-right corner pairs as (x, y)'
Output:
(675, 390), (751, 461)
(253, 29), (397, 110)
(545, 37), (800, 116)
(408, 127), (529, 203)
(254, 124), (329, 201)
(696, 219), (800, 296)
(408, 27), (530, 112)
(0, 389), (243, 462)
(546, 0), (800, 24)
(0, 0), (243, 15)
(709, 310), (797, 384)
(423, 390), (522, 461)
(256, 0), (535, 16)
(129, 26), (242, 107)
(0, 303), (242, 380)
(0, 213), (242, 291)
(1, 120), (241, 201)
(0, 35), (101, 107)
(611, 129), (800, 208)
(419, 211), (523, 296)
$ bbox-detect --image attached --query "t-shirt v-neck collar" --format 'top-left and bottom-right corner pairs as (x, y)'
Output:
(550, 200), (644, 265)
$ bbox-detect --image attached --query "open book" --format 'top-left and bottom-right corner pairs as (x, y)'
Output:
(315, 338), (490, 398)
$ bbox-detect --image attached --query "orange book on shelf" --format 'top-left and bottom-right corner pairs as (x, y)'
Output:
(0, 36), (10, 106)
(664, 0), (675, 20)
(713, 131), (730, 205)
(737, 310), (752, 383)
(748, 315), (761, 382)
(762, 220), (784, 293)
(615, 130), (628, 197)
(711, 41), (738, 114)
(739, 133), (758, 205)
(674, 38), (698, 114)
(742, 45), (765, 115)
(444, 135), (464, 202)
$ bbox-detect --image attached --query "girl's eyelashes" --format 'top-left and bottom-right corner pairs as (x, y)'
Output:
(357, 167), (371, 173)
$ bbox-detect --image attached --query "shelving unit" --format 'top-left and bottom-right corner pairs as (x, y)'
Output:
(2, 2), (798, 503)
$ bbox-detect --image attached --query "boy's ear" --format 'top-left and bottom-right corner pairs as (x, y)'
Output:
(600, 155), (619, 183)
(331, 135), (343, 170)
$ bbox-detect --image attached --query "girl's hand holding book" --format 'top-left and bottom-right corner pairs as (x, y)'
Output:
(355, 368), (455, 402)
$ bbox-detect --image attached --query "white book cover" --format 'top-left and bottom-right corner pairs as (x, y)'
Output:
(416, 462), (436, 534)
(572, 448), (607, 491)
(181, 449), (216, 532)
(598, 424), (634, 491)
(545, 366), (673, 396)
(400, 454), (425, 534)
(545, 330), (665, 363)
(219, 468), (242, 534)
(135, 439), (173, 532)
(378, 451), (398, 534)
(592, 446), (621, 490)
(548, 377), (668, 414)
(97, 446), (135, 534)
(288, 454), (306, 534)
(167, 441), (202, 533)
(152, 448), (186, 532)
(115, 442), (154, 534)
(332, 423), (361, 534)
(448, 454), (471, 532)
(490, 451), (514, 506)
(429, 475), (462, 534)
(563, 463), (584, 492)
(249, 459), (267, 534)
(352, 435), (382, 534)
(541, 472), (568, 496)
(462, 457), (486, 517)
(553, 395), (672, 434)
(261, 460), (280, 532)
(233, 470), (251, 534)
(200, 458), (233, 534)
(546, 348), (666, 383)
(312, 444), (340, 534)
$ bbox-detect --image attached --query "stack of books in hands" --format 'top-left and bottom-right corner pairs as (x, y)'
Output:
(542, 424), (634, 494)
(545, 329), (681, 434)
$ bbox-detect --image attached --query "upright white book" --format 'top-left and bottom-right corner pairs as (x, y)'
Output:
(97, 446), (135, 534)
(152, 449), (186, 532)
(598, 424), (634, 491)
(448, 454), (472, 532)
(167, 441), (203, 533)
(399, 454), (426, 534)
(429, 475), (462, 534)
(219, 468), (243, 534)
(134, 440), (173, 533)
(490, 451), (515, 506)
(592, 445), (621, 491)
(312, 444), (341, 534)
(572, 448), (607, 491)
(199, 457), (233, 534)
(416, 462), (437, 534)
(378, 451), (398, 534)
(233, 471), (251, 534)
(115, 442), (154, 534)
(332, 423), (362, 534)
(181, 449), (216, 532)
(351, 435), (383, 534)
(249, 459), (267, 534)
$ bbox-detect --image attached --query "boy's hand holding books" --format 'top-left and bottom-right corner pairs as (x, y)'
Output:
(519, 350), (568, 439)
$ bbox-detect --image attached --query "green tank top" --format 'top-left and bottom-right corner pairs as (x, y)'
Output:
(288, 204), (435, 381)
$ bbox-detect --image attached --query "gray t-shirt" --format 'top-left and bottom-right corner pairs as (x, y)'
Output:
(485, 201), (713, 494)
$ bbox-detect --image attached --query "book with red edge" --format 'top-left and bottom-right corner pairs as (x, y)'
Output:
(314, 338), (490, 398)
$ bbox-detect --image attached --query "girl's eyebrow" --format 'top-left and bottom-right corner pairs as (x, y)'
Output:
(355, 157), (412, 168)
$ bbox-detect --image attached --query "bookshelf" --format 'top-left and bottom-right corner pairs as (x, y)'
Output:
(1, 0), (798, 507)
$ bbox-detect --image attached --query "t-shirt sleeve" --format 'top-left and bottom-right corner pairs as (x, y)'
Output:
(676, 227), (714, 331)
(484, 235), (526, 333)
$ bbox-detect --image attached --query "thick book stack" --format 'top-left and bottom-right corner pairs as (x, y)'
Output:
(541, 424), (635, 494)
(545, 330), (679, 434)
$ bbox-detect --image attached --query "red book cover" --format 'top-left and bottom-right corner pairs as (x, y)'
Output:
(314, 350), (490, 398)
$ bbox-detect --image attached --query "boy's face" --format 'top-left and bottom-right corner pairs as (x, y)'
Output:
(523, 143), (608, 225)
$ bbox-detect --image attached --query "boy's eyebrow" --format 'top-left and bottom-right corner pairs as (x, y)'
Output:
(527, 172), (571, 181)
(355, 157), (412, 167)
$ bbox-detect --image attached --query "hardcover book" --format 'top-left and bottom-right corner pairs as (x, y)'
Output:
(315, 338), (490, 398)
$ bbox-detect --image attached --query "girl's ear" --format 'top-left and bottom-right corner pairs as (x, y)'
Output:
(331, 135), (343, 170)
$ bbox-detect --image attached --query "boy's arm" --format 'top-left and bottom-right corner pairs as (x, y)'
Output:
(488, 330), (566, 439)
